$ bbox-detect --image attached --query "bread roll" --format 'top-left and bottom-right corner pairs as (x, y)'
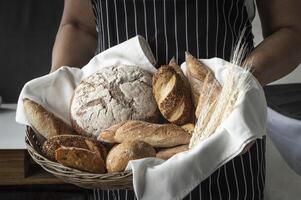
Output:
(106, 140), (156, 173)
(23, 99), (76, 139)
(152, 60), (193, 125)
(185, 52), (221, 117)
(70, 65), (159, 138)
(97, 122), (125, 144)
(181, 123), (195, 135)
(42, 135), (107, 161)
(114, 120), (191, 148)
(156, 145), (189, 160)
(55, 147), (106, 173)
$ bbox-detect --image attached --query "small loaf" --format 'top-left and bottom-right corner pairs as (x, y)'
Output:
(106, 140), (156, 173)
(23, 99), (75, 139)
(181, 123), (195, 135)
(185, 52), (221, 117)
(55, 147), (106, 173)
(97, 122), (125, 144)
(42, 135), (107, 161)
(114, 120), (191, 148)
(156, 145), (189, 160)
(152, 60), (193, 125)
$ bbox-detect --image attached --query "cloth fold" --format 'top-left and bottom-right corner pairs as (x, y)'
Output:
(16, 36), (267, 200)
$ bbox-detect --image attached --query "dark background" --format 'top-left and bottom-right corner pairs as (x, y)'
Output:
(0, 0), (64, 102)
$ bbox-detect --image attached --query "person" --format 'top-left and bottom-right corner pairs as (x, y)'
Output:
(51, 0), (301, 199)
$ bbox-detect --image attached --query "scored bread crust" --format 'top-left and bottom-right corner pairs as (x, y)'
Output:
(55, 147), (106, 173)
(42, 135), (107, 161)
(114, 120), (191, 148)
(23, 99), (76, 139)
(106, 140), (156, 173)
(152, 64), (193, 125)
(156, 144), (189, 160)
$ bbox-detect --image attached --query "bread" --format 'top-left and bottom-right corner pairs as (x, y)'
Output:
(23, 99), (76, 139)
(181, 123), (195, 135)
(106, 140), (156, 173)
(42, 135), (107, 161)
(152, 60), (193, 125)
(185, 52), (221, 117)
(97, 122), (125, 144)
(156, 145), (189, 160)
(114, 120), (191, 148)
(55, 147), (106, 173)
(70, 65), (159, 138)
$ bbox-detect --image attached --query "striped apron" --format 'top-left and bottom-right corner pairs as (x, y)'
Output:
(90, 0), (266, 199)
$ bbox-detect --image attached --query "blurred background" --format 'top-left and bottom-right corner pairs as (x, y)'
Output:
(0, 1), (300, 200)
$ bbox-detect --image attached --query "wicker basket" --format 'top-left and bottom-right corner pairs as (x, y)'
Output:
(25, 126), (133, 190)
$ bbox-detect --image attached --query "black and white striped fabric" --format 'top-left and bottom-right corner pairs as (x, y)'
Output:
(90, 0), (266, 199)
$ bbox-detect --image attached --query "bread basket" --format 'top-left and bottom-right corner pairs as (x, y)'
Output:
(25, 126), (133, 190)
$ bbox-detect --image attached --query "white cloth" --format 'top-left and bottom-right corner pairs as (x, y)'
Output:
(16, 36), (267, 200)
(267, 107), (301, 175)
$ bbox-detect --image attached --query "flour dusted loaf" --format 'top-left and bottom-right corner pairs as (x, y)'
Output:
(70, 65), (159, 137)
(106, 140), (156, 173)
(23, 99), (76, 139)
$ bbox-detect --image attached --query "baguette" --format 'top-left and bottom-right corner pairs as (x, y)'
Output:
(152, 60), (193, 125)
(55, 147), (106, 173)
(23, 99), (76, 139)
(106, 140), (156, 173)
(181, 123), (195, 135)
(42, 135), (107, 161)
(114, 120), (191, 148)
(156, 145), (189, 160)
(185, 52), (221, 117)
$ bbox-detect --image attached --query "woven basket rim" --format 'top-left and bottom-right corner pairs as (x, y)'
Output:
(25, 126), (133, 190)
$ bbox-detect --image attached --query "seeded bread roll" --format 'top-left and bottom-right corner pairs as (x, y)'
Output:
(55, 147), (106, 173)
(152, 60), (193, 125)
(70, 65), (159, 138)
(114, 120), (191, 148)
(106, 140), (156, 173)
(23, 99), (76, 139)
(156, 145), (189, 160)
(42, 135), (107, 161)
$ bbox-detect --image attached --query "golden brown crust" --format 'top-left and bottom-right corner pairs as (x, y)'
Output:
(114, 120), (191, 148)
(156, 145), (189, 160)
(23, 99), (76, 139)
(42, 135), (107, 161)
(181, 123), (195, 135)
(152, 63), (193, 125)
(97, 122), (126, 144)
(106, 140), (156, 173)
(55, 147), (106, 173)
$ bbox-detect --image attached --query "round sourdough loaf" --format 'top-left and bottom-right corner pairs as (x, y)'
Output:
(70, 65), (159, 137)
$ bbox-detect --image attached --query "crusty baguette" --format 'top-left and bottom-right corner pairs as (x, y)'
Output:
(42, 135), (107, 161)
(181, 123), (195, 135)
(55, 147), (106, 173)
(152, 61), (193, 125)
(106, 140), (156, 173)
(156, 145), (189, 160)
(114, 120), (191, 148)
(23, 99), (76, 139)
(97, 122), (125, 144)
(185, 52), (221, 117)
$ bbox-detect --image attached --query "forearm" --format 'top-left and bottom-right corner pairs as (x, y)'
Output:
(246, 27), (301, 86)
(51, 23), (97, 72)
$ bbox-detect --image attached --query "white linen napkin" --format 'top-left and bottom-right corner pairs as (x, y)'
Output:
(16, 36), (157, 126)
(16, 36), (267, 200)
(267, 107), (301, 175)
(126, 58), (267, 200)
